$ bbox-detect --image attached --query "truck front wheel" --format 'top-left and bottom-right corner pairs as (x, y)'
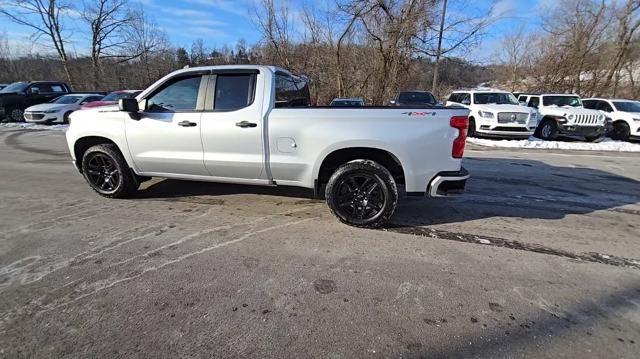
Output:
(325, 160), (398, 228)
(81, 144), (138, 198)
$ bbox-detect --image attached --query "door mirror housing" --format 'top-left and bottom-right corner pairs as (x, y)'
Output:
(461, 99), (471, 106)
(119, 98), (139, 112)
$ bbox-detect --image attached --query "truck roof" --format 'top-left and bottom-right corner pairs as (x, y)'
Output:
(518, 93), (580, 96)
(170, 65), (292, 77)
(451, 88), (509, 93)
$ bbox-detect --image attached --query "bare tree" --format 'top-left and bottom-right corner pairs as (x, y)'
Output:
(500, 26), (529, 91)
(82, 0), (136, 88)
(602, 0), (640, 96)
(413, 0), (498, 95)
(0, 0), (75, 85)
(254, 0), (292, 68)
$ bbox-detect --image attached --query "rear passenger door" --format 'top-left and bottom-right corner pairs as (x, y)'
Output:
(199, 70), (267, 181)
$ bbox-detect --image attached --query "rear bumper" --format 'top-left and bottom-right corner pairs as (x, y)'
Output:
(406, 168), (470, 197)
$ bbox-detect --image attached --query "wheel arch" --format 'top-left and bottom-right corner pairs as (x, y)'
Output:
(73, 136), (126, 173)
(315, 147), (405, 196)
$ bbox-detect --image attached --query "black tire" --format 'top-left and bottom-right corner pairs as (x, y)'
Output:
(585, 135), (605, 143)
(81, 144), (138, 198)
(9, 108), (24, 122)
(468, 118), (477, 138)
(325, 160), (398, 228)
(536, 119), (558, 141)
(63, 111), (73, 124)
(610, 121), (630, 141)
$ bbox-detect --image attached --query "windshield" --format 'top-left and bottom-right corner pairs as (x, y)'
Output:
(52, 95), (83, 104)
(398, 92), (436, 105)
(331, 100), (363, 107)
(543, 96), (582, 107)
(612, 101), (640, 113)
(102, 91), (138, 101)
(473, 92), (519, 105)
(0, 82), (28, 93)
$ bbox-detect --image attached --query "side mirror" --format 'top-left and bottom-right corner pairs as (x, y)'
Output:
(389, 100), (396, 105)
(519, 101), (526, 106)
(119, 98), (139, 112)
(29, 87), (40, 94)
(462, 100), (470, 106)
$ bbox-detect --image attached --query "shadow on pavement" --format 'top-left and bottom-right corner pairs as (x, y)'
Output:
(134, 157), (640, 226)
(408, 284), (640, 358)
(392, 157), (640, 226)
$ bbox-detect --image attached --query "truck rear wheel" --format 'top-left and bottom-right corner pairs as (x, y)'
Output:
(81, 144), (138, 198)
(325, 160), (398, 228)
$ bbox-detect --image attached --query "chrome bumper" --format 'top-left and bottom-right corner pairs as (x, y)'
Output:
(427, 167), (470, 197)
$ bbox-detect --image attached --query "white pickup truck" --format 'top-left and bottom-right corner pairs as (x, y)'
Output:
(66, 65), (470, 227)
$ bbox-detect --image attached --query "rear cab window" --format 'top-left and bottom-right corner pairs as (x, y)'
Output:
(275, 72), (310, 108)
(214, 74), (256, 111)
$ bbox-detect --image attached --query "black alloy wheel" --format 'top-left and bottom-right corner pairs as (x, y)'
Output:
(81, 144), (138, 198)
(85, 153), (121, 193)
(325, 160), (398, 228)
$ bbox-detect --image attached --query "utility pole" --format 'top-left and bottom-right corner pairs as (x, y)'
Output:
(431, 0), (447, 96)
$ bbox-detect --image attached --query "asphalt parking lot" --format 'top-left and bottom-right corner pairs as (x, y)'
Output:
(1, 127), (639, 358)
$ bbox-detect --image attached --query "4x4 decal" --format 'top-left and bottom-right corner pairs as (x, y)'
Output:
(401, 111), (437, 117)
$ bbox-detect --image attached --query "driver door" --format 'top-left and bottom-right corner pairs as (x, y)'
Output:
(125, 74), (210, 176)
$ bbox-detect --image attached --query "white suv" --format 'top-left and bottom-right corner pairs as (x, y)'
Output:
(517, 94), (610, 142)
(582, 98), (640, 141)
(446, 89), (537, 138)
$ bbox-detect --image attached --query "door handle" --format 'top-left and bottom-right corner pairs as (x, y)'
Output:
(178, 121), (197, 127)
(235, 121), (257, 128)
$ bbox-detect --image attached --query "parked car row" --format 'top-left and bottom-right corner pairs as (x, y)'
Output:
(0, 80), (140, 124)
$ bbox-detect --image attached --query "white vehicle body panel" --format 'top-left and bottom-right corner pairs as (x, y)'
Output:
(66, 65), (469, 195)
(583, 98), (640, 137)
(25, 94), (102, 123)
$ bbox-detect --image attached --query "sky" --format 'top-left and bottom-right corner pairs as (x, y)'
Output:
(0, 0), (556, 63)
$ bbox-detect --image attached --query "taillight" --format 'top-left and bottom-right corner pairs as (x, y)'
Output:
(450, 116), (468, 159)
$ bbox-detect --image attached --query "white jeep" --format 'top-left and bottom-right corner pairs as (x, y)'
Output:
(517, 94), (610, 142)
(582, 98), (640, 141)
(446, 89), (538, 138)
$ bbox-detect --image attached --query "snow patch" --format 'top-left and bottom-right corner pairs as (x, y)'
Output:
(0, 122), (69, 132)
(467, 137), (640, 152)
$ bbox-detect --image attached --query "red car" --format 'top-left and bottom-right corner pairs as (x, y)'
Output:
(81, 90), (141, 109)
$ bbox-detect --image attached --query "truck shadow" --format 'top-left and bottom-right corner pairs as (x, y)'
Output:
(392, 156), (640, 226)
(135, 156), (640, 225)
(135, 179), (316, 200)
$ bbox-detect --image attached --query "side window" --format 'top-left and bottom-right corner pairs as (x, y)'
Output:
(518, 95), (527, 103)
(50, 85), (65, 93)
(528, 96), (539, 108)
(582, 100), (596, 109)
(460, 93), (470, 105)
(600, 101), (613, 112)
(85, 96), (102, 103)
(448, 93), (459, 103)
(275, 74), (310, 108)
(146, 75), (202, 112)
(214, 74), (255, 111)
